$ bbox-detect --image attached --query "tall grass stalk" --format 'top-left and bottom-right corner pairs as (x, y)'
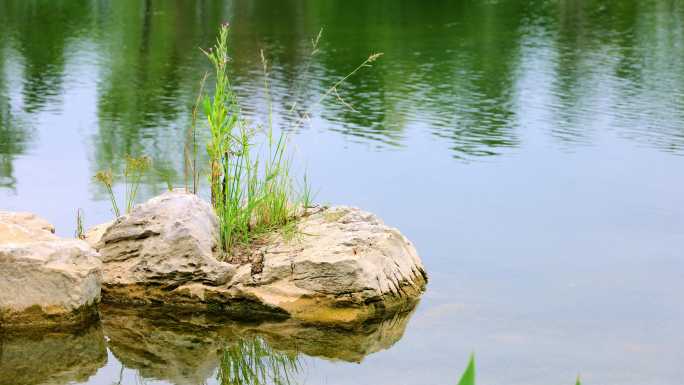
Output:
(75, 208), (85, 240)
(185, 72), (208, 194)
(287, 28), (323, 116)
(290, 51), (383, 128)
(202, 23), (381, 254)
(203, 23), (298, 253)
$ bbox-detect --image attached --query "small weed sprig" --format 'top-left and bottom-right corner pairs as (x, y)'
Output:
(94, 155), (151, 218)
(75, 208), (85, 240)
(94, 169), (119, 217)
(123, 155), (151, 213)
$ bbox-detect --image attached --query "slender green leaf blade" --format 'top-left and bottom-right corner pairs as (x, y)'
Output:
(457, 355), (476, 385)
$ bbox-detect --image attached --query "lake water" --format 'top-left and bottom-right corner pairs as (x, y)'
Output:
(1, 0), (683, 384)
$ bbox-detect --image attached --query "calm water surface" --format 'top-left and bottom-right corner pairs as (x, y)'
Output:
(1, 0), (683, 384)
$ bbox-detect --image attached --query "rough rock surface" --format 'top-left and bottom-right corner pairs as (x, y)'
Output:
(0, 211), (57, 244)
(93, 191), (236, 306)
(92, 191), (427, 323)
(83, 220), (112, 249)
(233, 205), (427, 322)
(0, 212), (102, 329)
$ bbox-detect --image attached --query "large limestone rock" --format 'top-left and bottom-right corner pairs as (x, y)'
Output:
(233, 205), (427, 322)
(0, 212), (101, 329)
(92, 191), (426, 323)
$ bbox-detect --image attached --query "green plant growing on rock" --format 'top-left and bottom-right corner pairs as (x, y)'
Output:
(74, 208), (85, 240)
(123, 155), (151, 213)
(202, 23), (303, 254)
(94, 169), (119, 217)
(94, 155), (151, 218)
(201, 23), (382, 255)
(184, 72), (207, 195)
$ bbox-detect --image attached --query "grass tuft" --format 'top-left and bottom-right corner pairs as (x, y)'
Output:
(201, 23), (381, 257)
(202, 24), (308, 255)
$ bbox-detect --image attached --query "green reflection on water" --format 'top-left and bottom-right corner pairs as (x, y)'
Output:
(217, 336), (301, 385)
(0, 0), (683, 184)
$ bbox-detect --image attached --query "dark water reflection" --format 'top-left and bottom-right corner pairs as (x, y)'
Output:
(1, 0), (684, 384)
(0, 305), (417, 385)
(0, 324), (107, 385)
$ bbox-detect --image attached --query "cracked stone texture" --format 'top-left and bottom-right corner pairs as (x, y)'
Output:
(91, 191), (427, 323)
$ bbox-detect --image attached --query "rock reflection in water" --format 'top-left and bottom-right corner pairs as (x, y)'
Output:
(0, 324), (107, 385)
(100, 302), (418, 384)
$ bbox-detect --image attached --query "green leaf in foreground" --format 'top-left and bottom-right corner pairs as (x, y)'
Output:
(576, 376), (582, 385)
(457, 354), (476, 385)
